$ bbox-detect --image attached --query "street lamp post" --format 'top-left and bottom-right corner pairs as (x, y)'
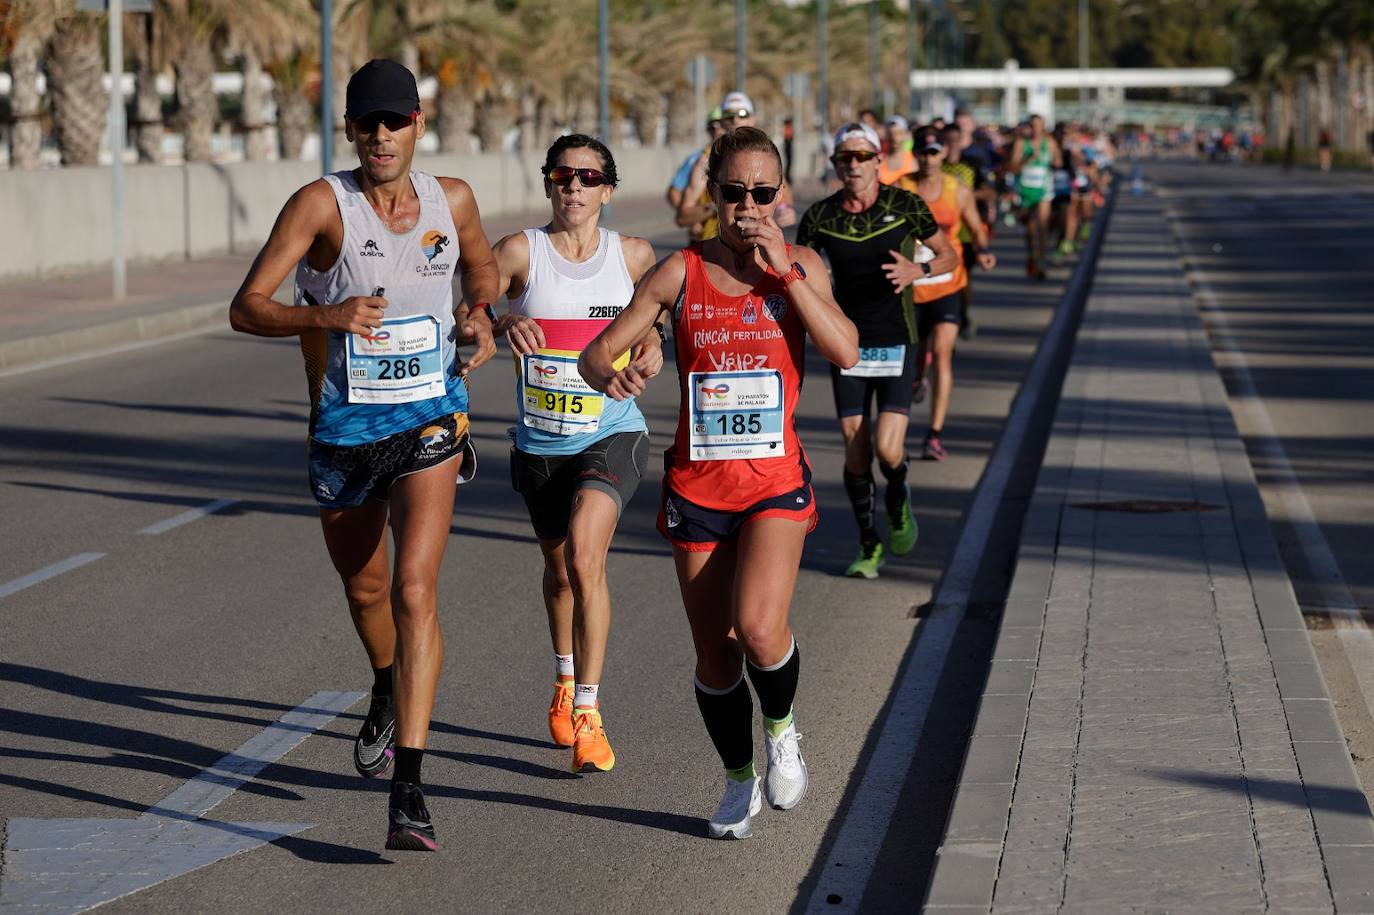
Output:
(1079, 0), (1089, 104)
(736, 0), (746, 92)
(598, 0), (609, 140)
(869, 0), (880, 112)
(320, 0), (332, 175)
(108, 0), (125, 301)
(817, 0), (828, 135)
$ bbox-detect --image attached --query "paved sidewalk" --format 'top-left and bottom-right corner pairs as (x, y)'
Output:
(924, 187), (1374, 911)
(0, 190), (680, 373)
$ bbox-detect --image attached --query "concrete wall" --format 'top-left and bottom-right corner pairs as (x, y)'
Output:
(0, 145), (691, 283)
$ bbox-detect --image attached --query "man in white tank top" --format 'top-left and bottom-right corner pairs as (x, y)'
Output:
(489, 135), (661, 774)
(229, 59), (499, 852)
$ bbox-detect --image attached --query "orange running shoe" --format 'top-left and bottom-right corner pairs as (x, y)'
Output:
(571, 708), (615, 773)
(548, 681), (575, 747)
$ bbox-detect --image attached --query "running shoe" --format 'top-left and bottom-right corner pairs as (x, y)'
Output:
(708, 776), (763, 839)
(548, 680), (575, 748)
(923, 434), (948, 462)
(1057, 239), (1075, 257)
(385, 780), (438, 852)
(1078, 223), (1092, 242)
(763, 722), (808, 810)
(845, 540), (885, 579)
(353, 692), (396, 779)
(887, 488), (919, 557)
(571, 708), (615, 773)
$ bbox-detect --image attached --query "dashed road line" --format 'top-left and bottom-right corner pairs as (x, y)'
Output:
(139, 498), (239, 535)
(0, 552), (105, 601)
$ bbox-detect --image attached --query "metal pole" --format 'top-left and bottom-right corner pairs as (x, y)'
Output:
(736, 0), (746, 92)
(1078, 0), (1088, 104)
(906, 0), (918, 118)
(869, 0), (880, 112)
(817, 0), (828, 134)
(320, 0), (332, 175)
(598, 0), (609, 139)
(109, 0), (125, 301)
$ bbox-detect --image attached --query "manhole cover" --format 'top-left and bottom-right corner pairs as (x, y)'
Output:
(1070, 499), (1222, 513)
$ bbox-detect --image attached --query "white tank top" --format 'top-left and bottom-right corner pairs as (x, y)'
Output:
(508, 227), (644, 455)
(294, 170), (466, 446)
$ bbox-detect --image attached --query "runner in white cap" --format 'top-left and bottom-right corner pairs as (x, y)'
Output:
(677, 91), (796, 235)
(879, 115), (916, 185)
(797, 121), (959, 578)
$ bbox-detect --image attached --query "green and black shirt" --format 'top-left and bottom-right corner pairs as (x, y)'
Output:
(796, 184), (939, 347)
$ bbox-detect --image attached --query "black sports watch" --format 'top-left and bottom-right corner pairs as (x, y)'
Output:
(920, 261), (932, 276)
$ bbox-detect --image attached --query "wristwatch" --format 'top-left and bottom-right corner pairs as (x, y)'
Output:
(780, 261), (807, 286)
(470, 302), (496, 323)
(920, 261), (932, 276)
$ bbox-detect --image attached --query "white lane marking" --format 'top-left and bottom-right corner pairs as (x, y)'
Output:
(804, 194), (1115, 913)
(1, 689), (365, 914)
(0, 552), (105, 600)
(0, 322), (223, 380)
(139, 498), (239, 536)
(1170, 209), (1374, 719)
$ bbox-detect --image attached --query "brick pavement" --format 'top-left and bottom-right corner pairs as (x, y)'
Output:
(924, 187), (1374, 912)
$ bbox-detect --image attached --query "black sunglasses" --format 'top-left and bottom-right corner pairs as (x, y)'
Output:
(716, 183), (781, 205)
(545, 166), (609, 188)
(721, 108), (752, 120)
(353, 110), (418, 134)
(832, 150), (879, 166)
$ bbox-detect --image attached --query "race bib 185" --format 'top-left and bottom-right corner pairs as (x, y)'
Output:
(688, 369), (785, 461)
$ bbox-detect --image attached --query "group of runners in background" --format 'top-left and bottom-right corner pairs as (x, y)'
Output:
(230, 58), (1115, 854)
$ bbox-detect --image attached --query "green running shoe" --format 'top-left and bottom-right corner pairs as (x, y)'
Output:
(887, 491), (919, 556)
(846, 540), (885, 579)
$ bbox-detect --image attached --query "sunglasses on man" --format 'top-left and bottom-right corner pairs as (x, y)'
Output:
(353, 110), (419, 135)
(544, 166), (610, 188)
(715, 183), (781, 205)
(831, 150), (879, 167)
(721, 108), (752, 120)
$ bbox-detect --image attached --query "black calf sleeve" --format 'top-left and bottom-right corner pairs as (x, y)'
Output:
(694, 675), (755, 771)
(842, 468), (879, 542)
(746, 640), (800, 722)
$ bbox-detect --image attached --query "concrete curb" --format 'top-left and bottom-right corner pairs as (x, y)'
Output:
(0, 301), (226, 373)
(0, 196), (681, 376)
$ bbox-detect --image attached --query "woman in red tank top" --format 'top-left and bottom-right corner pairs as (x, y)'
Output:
(581, 128), (857, 839)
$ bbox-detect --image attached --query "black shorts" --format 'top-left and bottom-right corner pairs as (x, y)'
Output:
(510, 431), (650, 540)
(657, 479), (818, 553)
(917, 293), (963, 340)
(830, 344), (920, 418)
(309, 412), (476, 510)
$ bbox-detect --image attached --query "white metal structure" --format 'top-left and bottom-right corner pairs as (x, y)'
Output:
(911, 60), (1235, 125)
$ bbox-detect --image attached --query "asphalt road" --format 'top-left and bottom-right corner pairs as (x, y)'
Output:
(0, 206), (1068, 912)
(1152, 159), (1374, 803)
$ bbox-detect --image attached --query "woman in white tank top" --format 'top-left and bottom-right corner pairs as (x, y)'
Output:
(487, 135), (661, 773)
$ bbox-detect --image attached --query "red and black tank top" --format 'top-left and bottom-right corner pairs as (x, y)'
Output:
(665, 244), (811, 510)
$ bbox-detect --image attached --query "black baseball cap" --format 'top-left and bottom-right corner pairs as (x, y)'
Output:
(345, 59), (419, 120)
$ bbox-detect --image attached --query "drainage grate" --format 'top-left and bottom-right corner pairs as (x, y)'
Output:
(1071, 499), (1222, 513)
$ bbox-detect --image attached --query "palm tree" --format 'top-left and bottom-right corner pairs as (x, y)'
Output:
(124, 8), (166, 163)
(1, 0), (63, 168)
(47, 5), (106, 167)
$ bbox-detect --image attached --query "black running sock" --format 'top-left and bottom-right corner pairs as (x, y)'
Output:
(393, 746), (423, 786)
(878, 458), (909, 516)
(842, 468), (879, 543)
(372, 664), (394, 698)
(746, 640), (800, 722)
(927, 427), (943, 440)
(694, 675), (755, 772)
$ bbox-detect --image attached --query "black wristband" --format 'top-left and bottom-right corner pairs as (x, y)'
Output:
(653, 322), (667, 343)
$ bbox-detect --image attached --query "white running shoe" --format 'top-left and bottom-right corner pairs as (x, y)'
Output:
(764, 723), (808, 810)
(708, 776), (763, 839)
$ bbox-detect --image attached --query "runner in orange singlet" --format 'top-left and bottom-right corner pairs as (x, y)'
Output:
(580, 128), (858, 840)
(898, 125), (996, 462)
